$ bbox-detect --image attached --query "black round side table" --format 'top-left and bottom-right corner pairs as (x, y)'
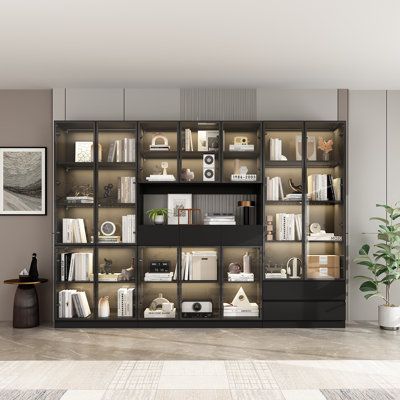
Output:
(4, 279), (48, 329)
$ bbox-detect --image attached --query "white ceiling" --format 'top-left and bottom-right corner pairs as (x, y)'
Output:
(0, 0), (399, 89)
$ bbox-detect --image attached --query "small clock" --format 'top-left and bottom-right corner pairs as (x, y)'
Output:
(100, 221), (116, 236)
(310, 222), (321, 234)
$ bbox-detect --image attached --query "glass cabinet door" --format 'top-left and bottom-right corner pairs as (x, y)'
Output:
(264, 122), (304, 279)
(305, 122), (346, 280)
(222, 122), (261, 183)
(138, 122), (179, 183)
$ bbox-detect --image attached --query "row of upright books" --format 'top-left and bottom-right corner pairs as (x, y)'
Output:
(62, 218), (87, 243)
(118, 177), (136, 203)
(276, 213), (302, 241)
(266, 176), (284, 200)
(60, 252), (93, 281)
(122, 214), (136, 243)
(269, 138), (284, 160)
(118, 288), (135, 317)
(107, 138), (136, 162)
(58, 290), (91, 318)
(308, 174), (341, 201)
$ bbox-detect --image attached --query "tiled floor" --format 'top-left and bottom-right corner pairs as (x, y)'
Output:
(0, 322), (399, 398)
(0, 360), (399, 399)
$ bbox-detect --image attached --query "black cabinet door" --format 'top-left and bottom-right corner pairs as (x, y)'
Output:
(263, 301), (345, 321)
(263, 281), (346, 301)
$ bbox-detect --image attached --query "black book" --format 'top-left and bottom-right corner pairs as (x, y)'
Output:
(65, 253), (72, 281)
(327, 174), (335, 201)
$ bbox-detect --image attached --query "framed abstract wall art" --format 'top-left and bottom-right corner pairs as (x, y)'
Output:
(0, 147), (47, 215)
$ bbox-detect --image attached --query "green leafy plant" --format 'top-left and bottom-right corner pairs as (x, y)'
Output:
(146, 208), (169, 222)
(353, 203), (400, 306)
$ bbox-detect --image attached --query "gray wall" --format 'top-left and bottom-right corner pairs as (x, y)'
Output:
(0, 90), (53, 322)
(348, 90), (400, 320)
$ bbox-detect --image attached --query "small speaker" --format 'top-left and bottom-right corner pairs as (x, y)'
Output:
(203, 154), (215, 181)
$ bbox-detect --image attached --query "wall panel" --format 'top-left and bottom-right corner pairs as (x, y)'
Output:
(257, 89), (337, 120)
(66, 88), (124, 120)
(125, 89), (180, 120)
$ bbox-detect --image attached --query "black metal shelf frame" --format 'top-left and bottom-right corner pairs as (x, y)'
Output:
(54, 120), (346, 328)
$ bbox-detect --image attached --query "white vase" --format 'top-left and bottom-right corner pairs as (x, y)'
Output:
(98, 296), (110, 318)
(378, 305), (400, 330)
(154, 215), (165, 225)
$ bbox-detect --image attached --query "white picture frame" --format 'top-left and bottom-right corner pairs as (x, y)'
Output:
(0, 147), (47, 215)
(167, 193), (192, 225)
(198, 130), (219, 151)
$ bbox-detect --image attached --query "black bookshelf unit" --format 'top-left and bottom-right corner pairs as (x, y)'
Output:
(54, 120), (346, 328)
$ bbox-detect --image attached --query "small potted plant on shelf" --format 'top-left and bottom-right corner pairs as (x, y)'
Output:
(353, 203), (400, 330)
(318, 137), (333, 161)
(146, 208), (169, 225)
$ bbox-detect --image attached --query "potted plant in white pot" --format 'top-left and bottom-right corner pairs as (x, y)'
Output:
(354, 203), (400, 330)
(146, 208), (169, 225)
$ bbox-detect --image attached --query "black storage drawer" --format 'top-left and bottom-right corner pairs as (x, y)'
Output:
(179, 226), (221, 246)
(263, 280), (345, 301)
(220, 225), (263, 246)
(137, 225), (179, 246)
(263, 301), (345, 321)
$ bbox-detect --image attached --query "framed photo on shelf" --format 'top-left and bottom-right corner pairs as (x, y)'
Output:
(0, 147), (47, 215)
(198, 130), (219, 151)
(167, 193), (192, 225)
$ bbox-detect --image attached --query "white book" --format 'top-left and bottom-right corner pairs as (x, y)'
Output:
(68, 254), (76, 281)
(270, 138), (275, 160)
(185, 253), (190, 281)
(123, 138), (128, 162)
(115, 140), (122, 162)
(333, 178), (341, 201)
(60, 253), (65, 282)
(78, 219), (87, 243)
(278, 177), (284, 200)
(173, 262), (178, 281)
(59, 291), (63, 318)
(107, 142), (115, 162)
(78, 291), (91, 317)
(275, 139), (282, 161)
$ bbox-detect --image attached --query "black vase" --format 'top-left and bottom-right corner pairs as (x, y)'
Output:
(28, 253), (39, 281)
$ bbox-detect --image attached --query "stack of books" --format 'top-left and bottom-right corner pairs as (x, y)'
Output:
(62, 218), (87, 243)
(308, 174), (341, 201)
(203, 213), (236, 225)
(276, 213), (302, 240)
(227, 272), (254, 282)
(117, 288), (135, 317)
(223, 303), (259, 317)
(65, 196), (93, 204)
(118, 177), (136, 203)
(308, 231), (342, 242)
(144, 272), (174, 282)
(107, 138), (135, 162)
(60, 252), (93, 281)
(98, 235), (121, 243)
(265, 271), (287, 279)
(266, 177), (284, 200)
(283, 193), (302, 201)
(228, 144), (255, 152)
(269, 138), (283, 160)
(122, 214), (136, 243)
(58, 290), (91, 318)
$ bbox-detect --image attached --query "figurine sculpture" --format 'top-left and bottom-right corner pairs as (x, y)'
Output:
(104, 183), (113, 198)
(104, 258), (113, 274)
(28, 253), (39, 281)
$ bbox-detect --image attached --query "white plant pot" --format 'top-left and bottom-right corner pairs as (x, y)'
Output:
(378, 305), (400, 330)
(154, 215), (165, 225)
